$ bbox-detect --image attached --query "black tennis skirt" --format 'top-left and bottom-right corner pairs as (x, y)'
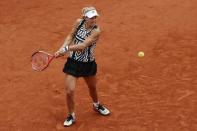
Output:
(63, 57), (97, 77)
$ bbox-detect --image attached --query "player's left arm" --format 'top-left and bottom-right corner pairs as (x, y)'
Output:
(68, 27), (100, 51)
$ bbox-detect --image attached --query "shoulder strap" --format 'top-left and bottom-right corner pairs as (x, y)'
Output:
(72, 19), (86, 59)
(87, 25), (98, 34)
(75, 19), (85, 35)
(87, 25), (98, 62)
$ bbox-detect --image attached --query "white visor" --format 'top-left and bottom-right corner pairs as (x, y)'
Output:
(85, 10), (99, 18)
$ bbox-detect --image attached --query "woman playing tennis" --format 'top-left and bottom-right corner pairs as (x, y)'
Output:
(54, 6), (110, 127)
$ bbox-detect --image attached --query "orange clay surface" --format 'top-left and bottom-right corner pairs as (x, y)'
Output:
(0, 0), (196, 131)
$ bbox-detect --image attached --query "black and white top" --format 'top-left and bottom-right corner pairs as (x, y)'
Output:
(69, 19), (97, 62)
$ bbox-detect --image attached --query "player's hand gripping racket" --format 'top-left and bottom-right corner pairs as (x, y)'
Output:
(31, 51), (55, 71)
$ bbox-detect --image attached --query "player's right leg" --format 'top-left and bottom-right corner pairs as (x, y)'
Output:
(63, 74), (77, 127)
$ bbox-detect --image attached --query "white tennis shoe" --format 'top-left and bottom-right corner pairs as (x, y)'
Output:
(93, 103), (110, 116)
(63, 114), (76, 127)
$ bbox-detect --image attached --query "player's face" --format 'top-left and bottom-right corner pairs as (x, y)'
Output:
(86, 16), (97, 26)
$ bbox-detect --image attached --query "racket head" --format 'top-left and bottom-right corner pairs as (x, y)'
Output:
(31, 51), (54, 71)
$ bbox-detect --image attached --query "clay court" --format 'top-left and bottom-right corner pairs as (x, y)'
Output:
(0, 0), (196, 131)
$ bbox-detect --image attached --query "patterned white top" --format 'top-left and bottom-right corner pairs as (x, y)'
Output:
(69, 19), (97, 62)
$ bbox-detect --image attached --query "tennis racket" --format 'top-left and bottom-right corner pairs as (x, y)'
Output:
(31, 51), (55, 71)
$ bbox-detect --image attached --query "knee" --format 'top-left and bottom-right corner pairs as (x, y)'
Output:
(66, 90), (74, 96)
(66, 87), (74, 95)
(65, 74), (76, 95)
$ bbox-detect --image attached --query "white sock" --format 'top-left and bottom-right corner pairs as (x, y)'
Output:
(93, 101), (100, 107)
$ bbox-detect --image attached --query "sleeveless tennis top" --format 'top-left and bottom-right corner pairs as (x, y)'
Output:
(69, 19), (98, 62)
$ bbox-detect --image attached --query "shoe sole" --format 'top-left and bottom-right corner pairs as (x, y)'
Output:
(63, 121), (76, 127)
(93, 108), (110, 116)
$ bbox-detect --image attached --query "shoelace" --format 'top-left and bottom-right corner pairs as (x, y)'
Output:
(66, 115), (73, 122)
(97, 104), (105, 111)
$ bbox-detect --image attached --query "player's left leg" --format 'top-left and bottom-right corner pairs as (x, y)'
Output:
(84, 76), (110, 116)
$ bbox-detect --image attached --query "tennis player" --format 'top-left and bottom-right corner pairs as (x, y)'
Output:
(54, 6), (110, 127)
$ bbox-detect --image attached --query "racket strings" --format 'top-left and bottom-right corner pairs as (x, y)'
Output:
(31, 52), (49, 71)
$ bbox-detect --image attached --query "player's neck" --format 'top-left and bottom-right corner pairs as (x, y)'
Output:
(85, 22), (94, 30)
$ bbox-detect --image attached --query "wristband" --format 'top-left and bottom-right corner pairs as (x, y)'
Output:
(63, 45), (69, 52)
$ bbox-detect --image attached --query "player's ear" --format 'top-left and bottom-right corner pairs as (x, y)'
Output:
(82, 16), (86, 19)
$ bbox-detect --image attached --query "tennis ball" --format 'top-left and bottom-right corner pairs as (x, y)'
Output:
(138, 51), (144, 57)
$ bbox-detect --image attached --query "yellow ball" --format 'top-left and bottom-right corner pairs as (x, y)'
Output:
(138, 51), (144, 57)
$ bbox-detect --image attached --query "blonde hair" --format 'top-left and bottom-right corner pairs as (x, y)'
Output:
(81, 6), (97, 17)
